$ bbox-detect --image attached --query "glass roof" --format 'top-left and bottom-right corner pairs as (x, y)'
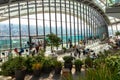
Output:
(93, 0), (120, 24)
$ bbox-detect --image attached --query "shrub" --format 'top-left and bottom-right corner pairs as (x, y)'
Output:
(54, 60), (62, 68)
(85, 56), (93, 68)
(42, 57), (54, 73)
(1, 59), (14, 76)
(32, 63), (43, 70)
(1, 57), (26, 76)
(74, 59), (83, 67)
(11, 57), (26, 70)
(105, 56), (120, 80)
(63, 56), (74, 63)
(85, 64), (113, 80)
(24, 56), (34, 74)
(74, 59), (83, 72)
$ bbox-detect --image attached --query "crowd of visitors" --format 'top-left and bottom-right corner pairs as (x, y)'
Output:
(68, 39), (97, 60)
(1, 36), (118, 63)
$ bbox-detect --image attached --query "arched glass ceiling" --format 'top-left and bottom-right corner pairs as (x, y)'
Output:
(0, 0), (119, 24)
(0, 0), (109, 24)
(0, 0), (105, 25)
(93, 0), (120, 24)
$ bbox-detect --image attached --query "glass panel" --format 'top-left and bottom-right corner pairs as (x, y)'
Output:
(38, 19), (43, 35)
(11, 18), (19, 36)
(62, 22), (66, 43)
(29, 2), (36, 36)
(0, 20), (9, 36)
(11, 37), (20, 49)
(20, 2), (28, 36)
(45, 20), (50, 35)
(51, 21), (56, 34)
(21, 37), (29, 48)
(0, 37), (10, 50)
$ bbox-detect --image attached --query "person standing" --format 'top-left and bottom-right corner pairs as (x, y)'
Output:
(76, 45), (81, 58)
(68, 39), (72, 48)
(83, 40), (86, 45)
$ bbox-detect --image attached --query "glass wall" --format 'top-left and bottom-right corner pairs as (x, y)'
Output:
(0, 0), (108, 51)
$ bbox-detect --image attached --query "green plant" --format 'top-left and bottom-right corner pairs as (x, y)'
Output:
(63, 56), (74, 63)
(85, 56), (93, 68)
(33, 55), (44, 63)
(63, 56), (74, 71)
(103, 50), (111, 57)
(1, 57), (26, 76)
(12, 57), (26, 70)
(105, 55), (120, 80)
(105, 56), (120, 69)
(46, 33), (61, 52)
(32, 63), (43, 70)
(38, 49), (45, 57)
(92, 55), (120, 80)
(85, 64), (113, 80)
(42, 57), (54, 73)
(74, 59), (83, 66)
(115, 31), (120, 36)
(93, 58), (105, 69)
(1, 58), (14, 76)
(32, 62), (42, 77)
(74, 59), (83, 72)
(24, 56), (34, 74)
(53, 60), (63, 74)
(54, 60), (62, 68)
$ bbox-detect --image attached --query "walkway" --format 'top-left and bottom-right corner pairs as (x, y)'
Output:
(55, 40), (110, 62)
